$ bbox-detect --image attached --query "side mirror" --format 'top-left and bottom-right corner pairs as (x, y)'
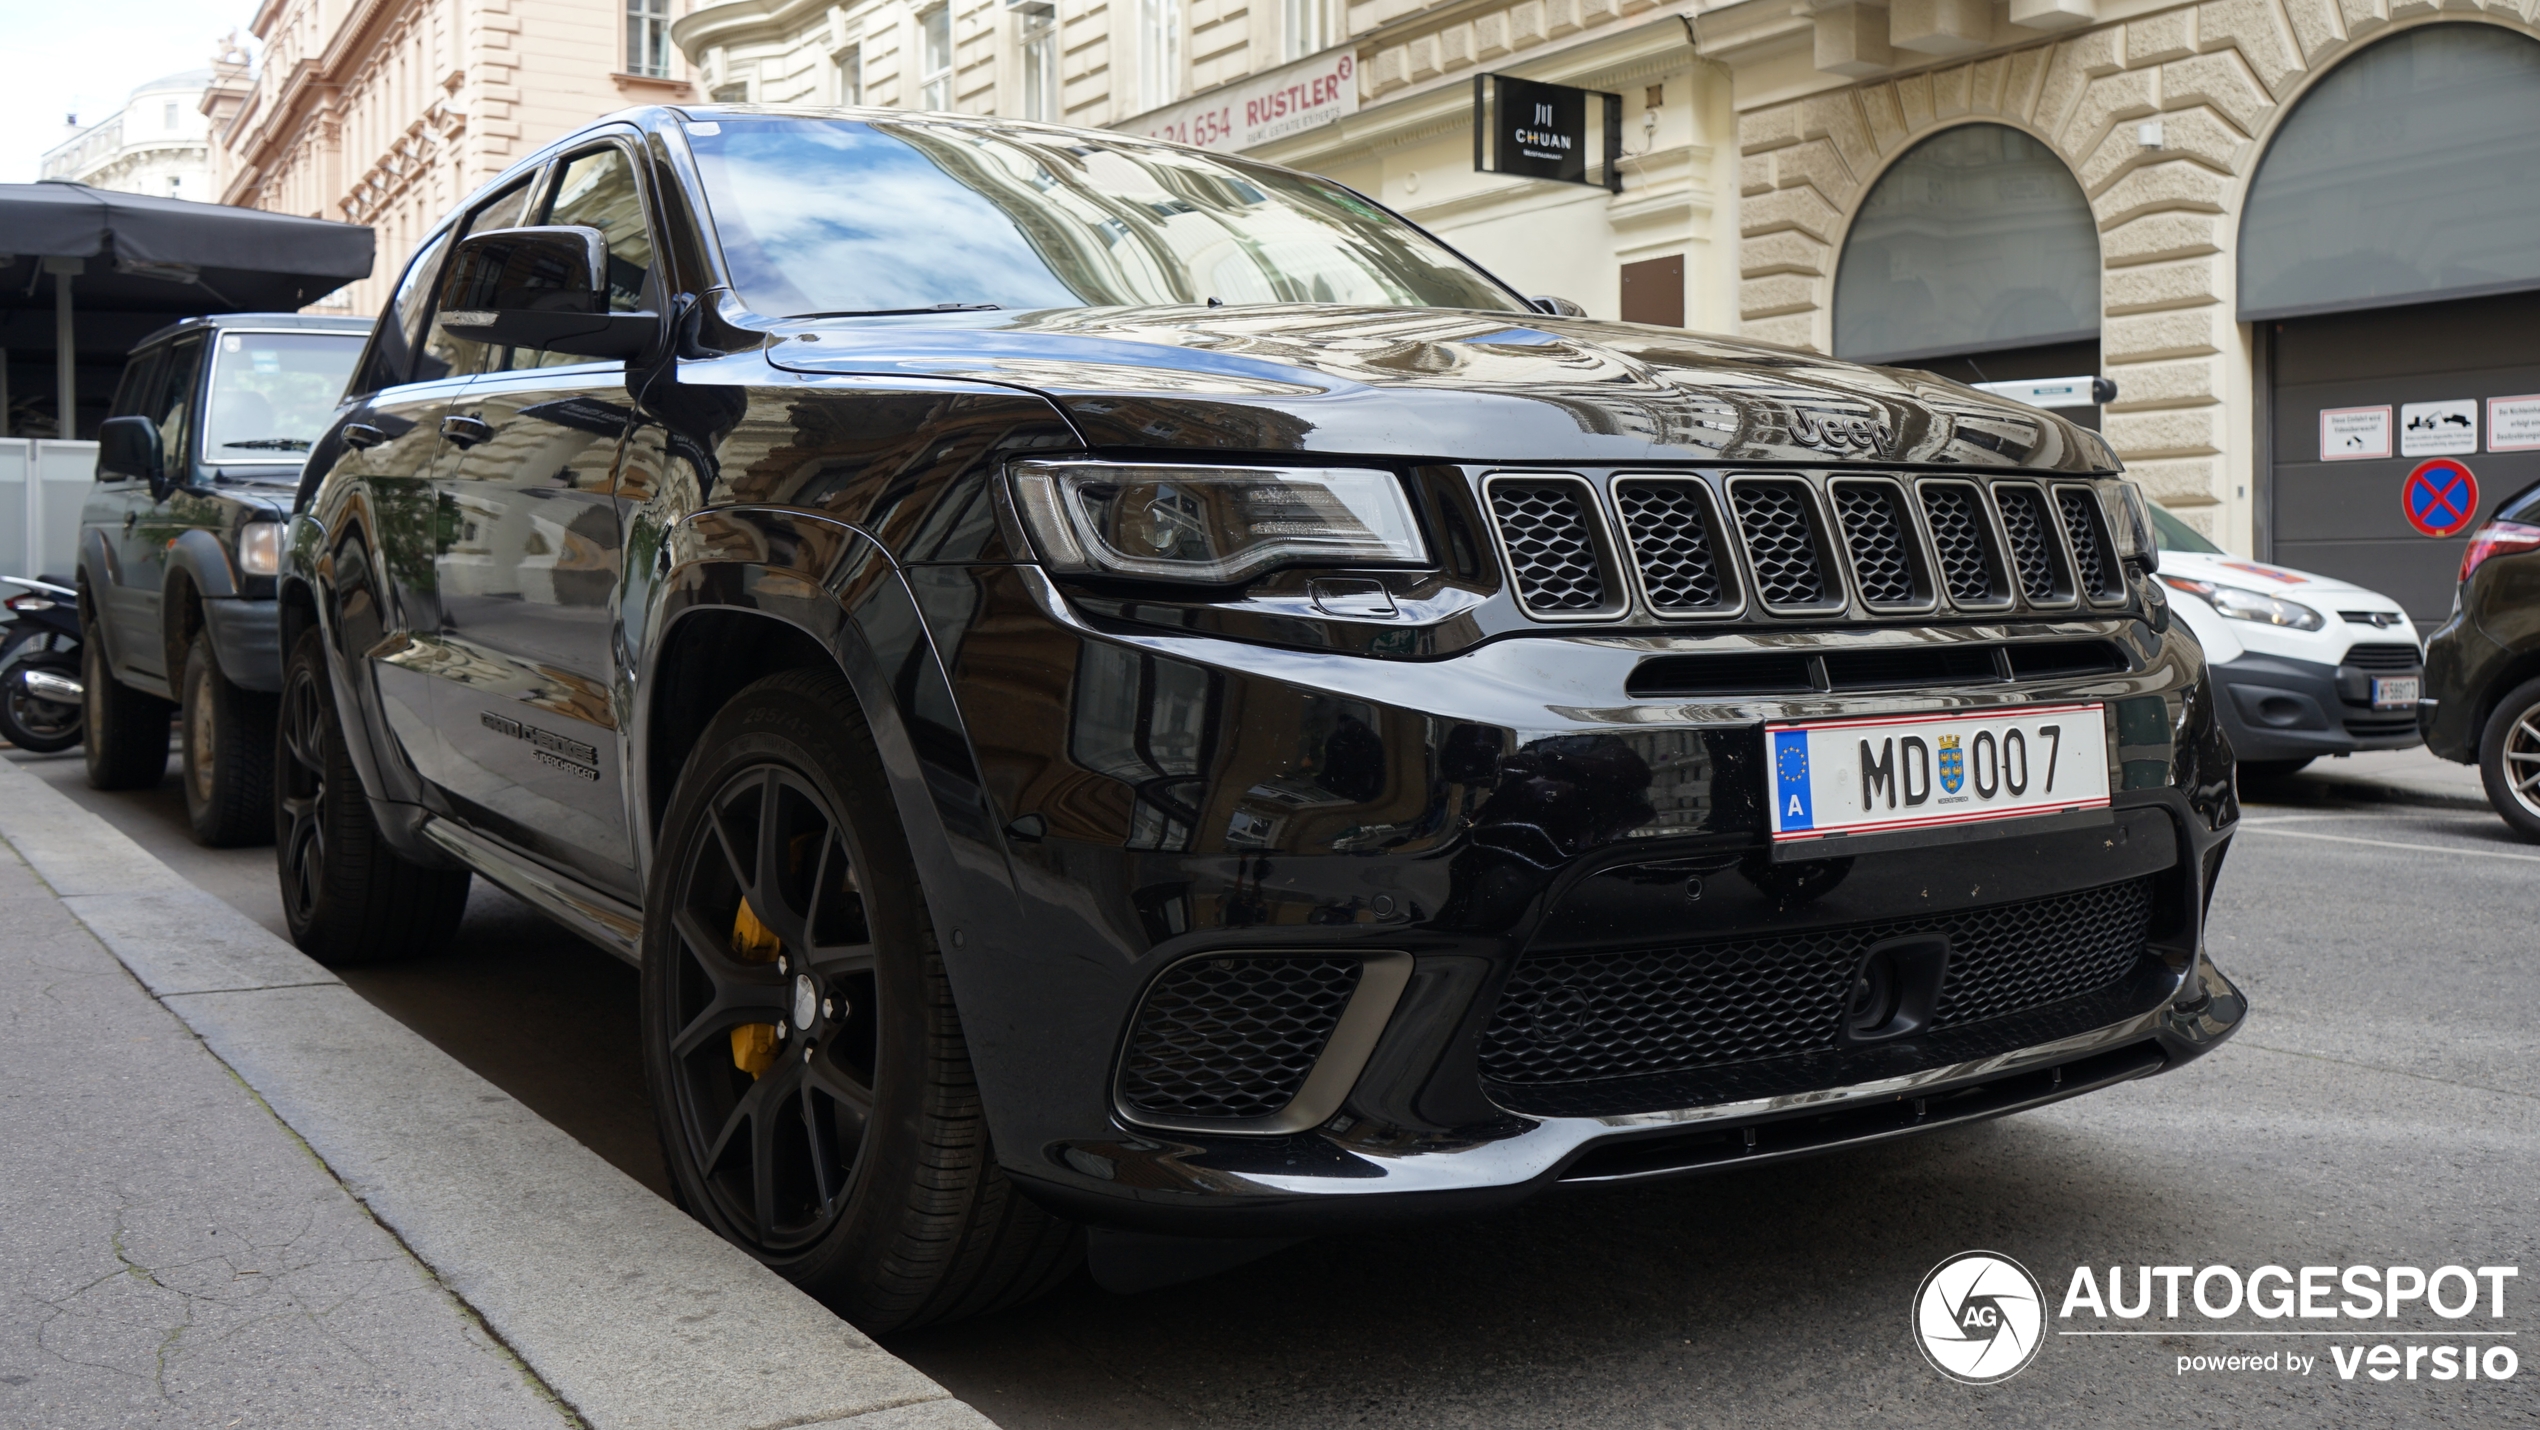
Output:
(1529, 295), (1586, 318)
(97, 415), (165, 491)
(436, 225), (659, 360)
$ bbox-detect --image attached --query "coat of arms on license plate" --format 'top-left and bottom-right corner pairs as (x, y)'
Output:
(1937, 734), (1964, 794)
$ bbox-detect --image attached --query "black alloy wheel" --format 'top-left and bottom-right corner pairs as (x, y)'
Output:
(274, 627), (471, 963)
(182, 632), (277, 846)
(661, 760), (882, 1254)
(2478, 676), (2540, 842)
(643, 668), (1078, 1330)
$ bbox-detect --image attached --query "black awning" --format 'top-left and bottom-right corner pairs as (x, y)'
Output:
(1, 181), (375, 315)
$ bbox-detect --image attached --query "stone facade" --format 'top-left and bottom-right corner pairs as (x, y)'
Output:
(1701, 0), (2540, 547)
(210, 0), (699, 315)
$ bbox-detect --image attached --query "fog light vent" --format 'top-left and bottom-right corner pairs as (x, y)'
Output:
(1117, 954), (1363, 1121)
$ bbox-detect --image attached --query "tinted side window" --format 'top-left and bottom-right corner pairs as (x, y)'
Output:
(515, 145), (657, 371)
(422, 179), (538, 379)
(98, 347), (166, 481)
(150, 337), (208, 474)
(351, 228), (454, 393)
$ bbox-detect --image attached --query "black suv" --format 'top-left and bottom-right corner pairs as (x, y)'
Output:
(79, 312), (370, 842)
(283, 107), (2246, 1327)
(2422, 478), (2540, 838)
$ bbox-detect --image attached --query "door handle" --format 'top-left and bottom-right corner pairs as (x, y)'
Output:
(342, 422), (388, 450)
(441, 414), (495, 449)
(122, 512), (138, 533)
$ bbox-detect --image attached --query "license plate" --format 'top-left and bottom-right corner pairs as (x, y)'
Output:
(2371, 676), (2420, 711)
(1767, 703), (2112, 844)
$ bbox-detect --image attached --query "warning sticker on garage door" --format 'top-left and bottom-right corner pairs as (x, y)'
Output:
(2488, 394), (2540, 452)
(2401, 400), (2477, 456)
(2321, 405), (2392, 461)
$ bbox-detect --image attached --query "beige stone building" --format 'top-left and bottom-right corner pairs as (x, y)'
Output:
(208, 0), (703, 314)
(42, 66), (219, 200)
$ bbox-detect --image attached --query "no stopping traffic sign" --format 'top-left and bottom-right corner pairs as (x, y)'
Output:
(2402, 458), (2480, 538)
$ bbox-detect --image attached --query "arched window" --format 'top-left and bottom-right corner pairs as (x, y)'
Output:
(2241, 24), (2540, 321)
(1833, 124), (2100, 364)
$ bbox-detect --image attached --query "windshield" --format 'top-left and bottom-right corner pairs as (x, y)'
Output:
(2148, 501), (2224, 554)
(683, 115), (1526, 318)
(203, 330), (364, 464)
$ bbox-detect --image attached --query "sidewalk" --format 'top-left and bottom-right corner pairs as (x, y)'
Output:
(0, 757), (992, 1430)
(2241, 745), (2494, 813)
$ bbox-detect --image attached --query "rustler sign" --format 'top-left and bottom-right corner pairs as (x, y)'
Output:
(1135, 48), (1357, 152)
(1473, 74), (1622, 192)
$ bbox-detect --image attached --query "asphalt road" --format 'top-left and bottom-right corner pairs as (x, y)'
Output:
(13, 742), (2537, 1428)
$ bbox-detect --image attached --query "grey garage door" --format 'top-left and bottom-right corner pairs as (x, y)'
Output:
(2268, 289), (2540, 625)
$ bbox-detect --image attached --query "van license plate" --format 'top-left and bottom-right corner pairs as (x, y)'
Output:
(2371, 676), (2419, 711)
(1766, 703), (2112, 844)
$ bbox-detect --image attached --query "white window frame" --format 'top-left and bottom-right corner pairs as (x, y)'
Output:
(1139, 0), (1181, 111)
(919, 6), (954, 110)
(1016, 2), (1058, 122)
(833, 44), (863, 105)
(1282, 0), (1328, 62)
(625, 0), (671, 78)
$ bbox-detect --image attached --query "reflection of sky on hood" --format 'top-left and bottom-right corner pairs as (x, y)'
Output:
(691, 122), (1084, 315)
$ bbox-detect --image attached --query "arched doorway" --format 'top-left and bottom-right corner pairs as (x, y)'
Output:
(1833, 123), (2104, 425)
(2248, 22), (2540, 620)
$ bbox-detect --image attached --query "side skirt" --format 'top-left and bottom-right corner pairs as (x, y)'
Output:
(419, 817), (644, 965)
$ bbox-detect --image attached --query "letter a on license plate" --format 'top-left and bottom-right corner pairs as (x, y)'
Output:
(1765, 702), (2113, 844)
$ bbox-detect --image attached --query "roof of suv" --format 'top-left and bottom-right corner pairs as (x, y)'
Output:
(131, 311), (372, 352)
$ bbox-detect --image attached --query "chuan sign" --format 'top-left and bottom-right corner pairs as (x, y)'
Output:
(1473, 75), (1622, 192)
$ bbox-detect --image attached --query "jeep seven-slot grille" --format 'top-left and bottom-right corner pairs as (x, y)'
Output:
(1477, 879), (2154, 1088)
(1614, 480), (1728, 612)
(1732, 482), (1829, 607)
(1832, 482), (1919, 606)
(1476, 472), (2126, 622)
(1117, 954), (1363, 1121)
(1489, 480), (1610, 614)
(1994, 486), (2065, 602)
(1918, 484), (2001, 604)
(2058, 489), (2117, 600)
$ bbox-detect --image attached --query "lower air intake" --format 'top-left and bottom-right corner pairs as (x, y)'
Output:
(1478, 878), (2154, 1089)
(1117, 954), (1363, 1121)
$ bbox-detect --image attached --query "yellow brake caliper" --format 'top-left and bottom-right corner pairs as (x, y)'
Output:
(730, 897), (784, 1078)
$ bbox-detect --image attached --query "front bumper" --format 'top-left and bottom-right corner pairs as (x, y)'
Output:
(2210, 650), (2421, 761)
(928, 565), (2242, 1235)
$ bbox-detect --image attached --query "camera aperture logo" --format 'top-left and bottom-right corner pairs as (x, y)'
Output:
(1915, 1251), (2046, 1384)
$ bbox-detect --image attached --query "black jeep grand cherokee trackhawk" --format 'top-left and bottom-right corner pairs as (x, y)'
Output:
(282, 106), (2246, 1327)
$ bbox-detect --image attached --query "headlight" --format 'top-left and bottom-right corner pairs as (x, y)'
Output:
(2159, 574), (2322, 630)
(1009, 461), (1427, 583)
(237, 522), (282, 578)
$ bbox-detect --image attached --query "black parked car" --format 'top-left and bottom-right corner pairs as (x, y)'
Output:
(79, 313), (371, 842)
(2422, 478), (2540, 839)
(283, 106), (2246, 1327)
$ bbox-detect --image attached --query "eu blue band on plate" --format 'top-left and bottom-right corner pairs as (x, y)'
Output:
(1772, 728), (1813, 830)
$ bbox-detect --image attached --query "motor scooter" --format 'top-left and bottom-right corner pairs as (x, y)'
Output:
(0, 576), (84, 754)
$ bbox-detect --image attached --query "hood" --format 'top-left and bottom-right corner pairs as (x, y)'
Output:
(2157, 549), (2395, 602)
(765, 305), (2118, 473)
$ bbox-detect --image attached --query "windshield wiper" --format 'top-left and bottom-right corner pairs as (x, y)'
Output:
(785, 303), (1003, 318)
(221, 438), (314, 451)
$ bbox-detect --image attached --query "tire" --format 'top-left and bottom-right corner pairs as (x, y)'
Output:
(2477, 676), (2540, 842)
(181, 632), (279, 846)
(2235, 757), (2314, 783)
(274, 627), (471, 963)
(641, 668), (1079, 1332)
(0, 648), (83, 754)
(81, 615), (172, 790)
